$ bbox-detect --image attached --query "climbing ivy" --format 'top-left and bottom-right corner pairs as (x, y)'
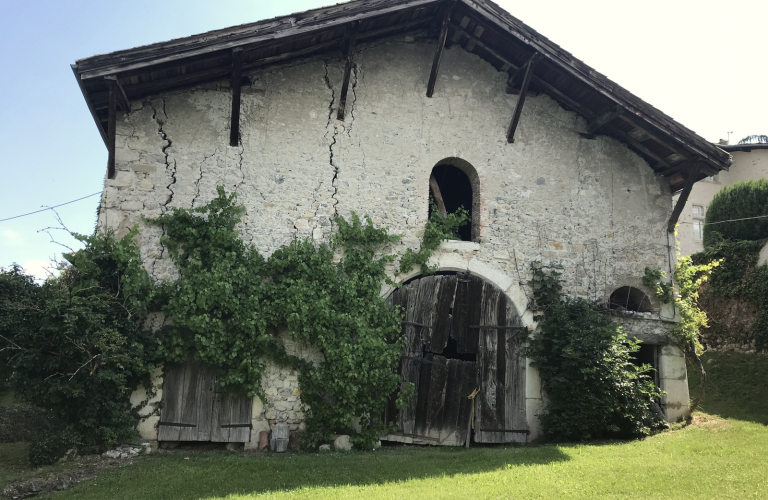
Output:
(152, 187), (410, 448)
(398, 200), (469, 275)
(644, 255), (720, 415)
(526, 263), (665, 441)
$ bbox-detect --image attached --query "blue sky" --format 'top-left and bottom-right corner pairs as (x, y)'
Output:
(1, 0), (766, 279)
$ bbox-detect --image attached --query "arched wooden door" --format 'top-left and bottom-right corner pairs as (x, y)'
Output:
(384, 273), (527, 445)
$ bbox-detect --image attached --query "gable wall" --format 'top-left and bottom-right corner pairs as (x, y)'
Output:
(102, 36), (688, 440)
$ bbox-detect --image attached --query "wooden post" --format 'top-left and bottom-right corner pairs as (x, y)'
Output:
(426, 0), (455, 98)
(106, 79), (117, 180)
(668, 163), (701, 232)
(337, 21), (360, 120)
(105, 75), (131, 113)
(506, 54), (538, 143)
(229, 48), (243, 147)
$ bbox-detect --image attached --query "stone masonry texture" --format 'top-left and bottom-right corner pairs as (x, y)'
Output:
(109, 36), (688, 442)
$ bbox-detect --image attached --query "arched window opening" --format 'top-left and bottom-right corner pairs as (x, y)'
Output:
(429, 158), (480, 242)
(609, 286), (653, 313)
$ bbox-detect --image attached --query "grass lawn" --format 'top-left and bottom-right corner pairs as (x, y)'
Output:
(30, 351), (766, 500)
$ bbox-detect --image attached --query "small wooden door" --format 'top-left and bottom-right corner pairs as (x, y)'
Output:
(384, 273), (526, 445)
(473, 282), (527, 444)
(158, 356), (252, 442)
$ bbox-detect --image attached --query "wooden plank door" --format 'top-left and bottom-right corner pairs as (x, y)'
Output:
(211, 389), (253, 442)
(474, 281), (527, 444)
(158, 357), (216, 441)
(385, 274), (480, 445)
(159, 356), (252, 443)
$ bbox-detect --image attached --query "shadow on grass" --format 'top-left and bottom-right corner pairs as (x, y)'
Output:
(49, 444), (570, 500)
(688, 351), (768, 425)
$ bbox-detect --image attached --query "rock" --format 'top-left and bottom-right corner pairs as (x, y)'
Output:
(333, 434), (352, 452)
(102, 450), (121, 459)
(318, 444), (331, 452)
(373, 440), (382, 450)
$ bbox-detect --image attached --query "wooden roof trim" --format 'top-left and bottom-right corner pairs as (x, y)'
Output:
(77, 0), (441, 81)
(71, 64), (107, 144)
(460, 0), (731, 170)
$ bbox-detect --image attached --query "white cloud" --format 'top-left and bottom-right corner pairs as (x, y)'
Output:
(2, 230), (22, 245)
(20, 259), (57, 281)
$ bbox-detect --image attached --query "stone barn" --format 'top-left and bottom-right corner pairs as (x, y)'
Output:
(71, 0), (732, 447)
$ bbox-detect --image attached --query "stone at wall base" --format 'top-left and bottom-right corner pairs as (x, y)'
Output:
(333, 434), (352, 452)
(319, 444), (331, 452)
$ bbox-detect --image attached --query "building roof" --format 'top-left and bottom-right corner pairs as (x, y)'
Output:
(719, 143), (768, 153)
(72, 0), (731, 192)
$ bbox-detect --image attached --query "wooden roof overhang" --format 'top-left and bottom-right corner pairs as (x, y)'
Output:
(72, 0), (731, 199)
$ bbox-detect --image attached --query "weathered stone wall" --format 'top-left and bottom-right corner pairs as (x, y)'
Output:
(109, 35), (685, 442)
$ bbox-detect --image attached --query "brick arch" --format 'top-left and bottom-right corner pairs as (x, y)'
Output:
(430, 157), (481, 242)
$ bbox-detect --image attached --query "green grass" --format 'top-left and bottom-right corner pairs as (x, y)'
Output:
(42, 421), (768, 500)
(16, 351), (768, 499)
(688, 351), (768, 424)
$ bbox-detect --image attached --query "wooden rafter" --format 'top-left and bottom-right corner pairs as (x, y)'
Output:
(106, 79), (117, 179)
(229, 48), (243, 147)
(426, 0), (455, 98)
(337, 21), (361, 120)
(668, 163), (701, 232)
(583, 105), (622, 137)
(506, 54), (537, 143)
(657, 156), (700, 178)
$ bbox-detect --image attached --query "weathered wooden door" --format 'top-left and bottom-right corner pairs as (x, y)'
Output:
(158, 356), (252, 442)
(384, 273), (526, 445)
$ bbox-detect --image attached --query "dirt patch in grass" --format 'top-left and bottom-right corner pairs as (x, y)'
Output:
(1, 453), (138, 500)
(690, 412), (730, 432)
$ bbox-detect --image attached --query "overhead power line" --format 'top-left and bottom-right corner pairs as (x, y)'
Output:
(0, 192), (102, 223)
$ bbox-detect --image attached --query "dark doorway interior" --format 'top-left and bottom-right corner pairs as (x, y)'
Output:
(429, 165), (473, 242)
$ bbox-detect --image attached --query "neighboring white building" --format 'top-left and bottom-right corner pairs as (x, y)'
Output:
(72, 0), (732, 446)
(675, 142), (768, 256)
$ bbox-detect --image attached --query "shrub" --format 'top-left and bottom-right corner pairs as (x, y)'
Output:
(703, 179), (768, 248)
(526, 264), (664, 441)
(0, 229), (158, 461)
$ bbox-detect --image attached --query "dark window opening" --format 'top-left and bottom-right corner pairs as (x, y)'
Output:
(609, 286), (652, 313)
(429, 164), (473, 242)
(631, 343), (659, 387)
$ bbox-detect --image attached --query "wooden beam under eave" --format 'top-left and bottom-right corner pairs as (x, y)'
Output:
(583, 105), (623, 138)
(229, 48), (243, 147)
(506, 54), (538, 143)
(657, 157), (700, 178)
(337, 21), (360, 120)
(105, 75), (131, 113)
(668, 163), (701, 232)
(106, 80), (117, 179)
(426, 1), (456, 98)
